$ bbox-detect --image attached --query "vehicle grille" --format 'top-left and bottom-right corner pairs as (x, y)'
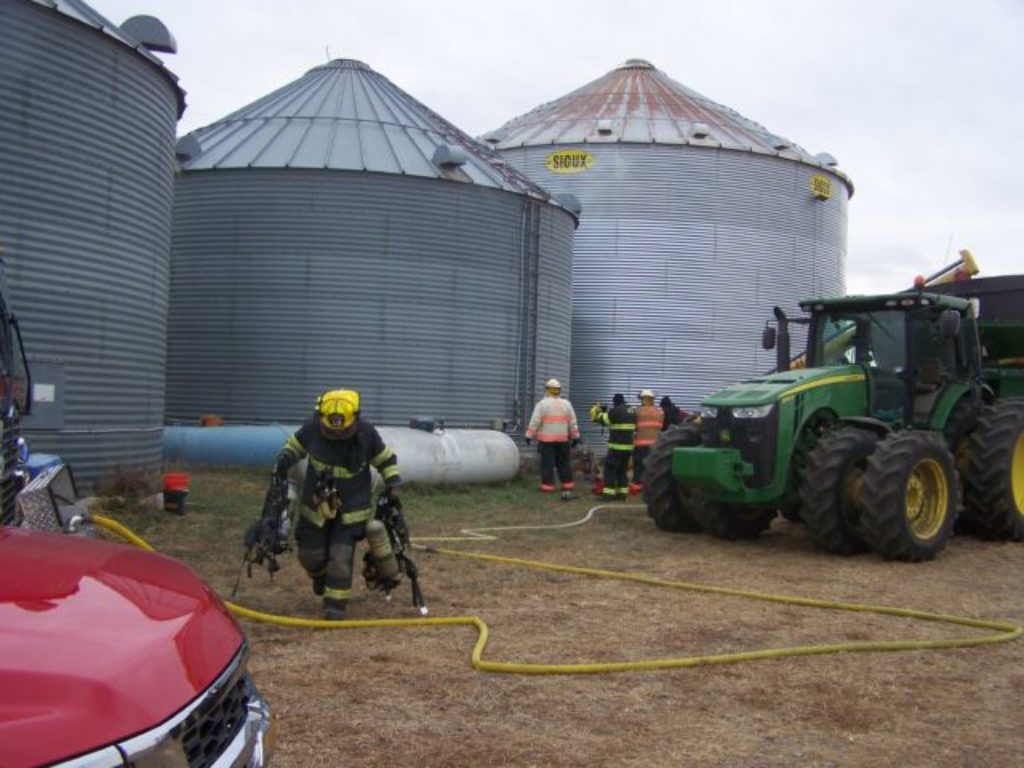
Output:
(700, 408), (779, 488)
(181, 669), (253, 768)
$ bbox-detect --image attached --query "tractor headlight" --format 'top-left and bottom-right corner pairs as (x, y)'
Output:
(699, 406), (718, 420)
(732, 404), (774, 419)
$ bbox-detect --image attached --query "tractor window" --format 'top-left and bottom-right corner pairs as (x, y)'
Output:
(811, 310), (906, 371)
(910, 311), (952, 385)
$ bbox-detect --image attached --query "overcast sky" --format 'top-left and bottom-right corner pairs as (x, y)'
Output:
(95, 0), (1023, 295)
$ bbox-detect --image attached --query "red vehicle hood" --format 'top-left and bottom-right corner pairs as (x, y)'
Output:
(0, 526), (243, 766)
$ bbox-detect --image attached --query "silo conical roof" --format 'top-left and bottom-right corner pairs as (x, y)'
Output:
(179, 58), (563, 202)
(484, 59), (849, 187)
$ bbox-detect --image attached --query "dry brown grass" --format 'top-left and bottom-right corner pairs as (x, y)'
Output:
(108, 468), (1024, 768)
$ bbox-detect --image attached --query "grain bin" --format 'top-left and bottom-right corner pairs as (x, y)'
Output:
(484, 59), (853, 436)
(168, 59), (577, 433)
(0, 0), (184, 486)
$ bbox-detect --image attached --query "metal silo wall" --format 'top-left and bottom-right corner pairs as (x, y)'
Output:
(167, 170), (574, 431)
(0, 1), (179, 486)
(498, 143), (847, 441)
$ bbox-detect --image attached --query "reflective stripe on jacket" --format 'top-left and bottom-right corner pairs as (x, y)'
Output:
(526, 395), (580, 443)
(635, 404), (664, 447)
(592, 404), (635, 452)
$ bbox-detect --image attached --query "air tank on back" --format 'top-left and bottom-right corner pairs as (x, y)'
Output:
(168, 59), (577, 431)
(0, 0), (184, 486)
(484, 59), (853, 432)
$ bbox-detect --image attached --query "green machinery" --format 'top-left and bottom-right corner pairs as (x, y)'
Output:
(644, 273), (1024, 561)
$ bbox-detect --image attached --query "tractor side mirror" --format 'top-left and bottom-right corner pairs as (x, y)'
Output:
(761, 325), (777, 350)
(939, 309), (961, 339)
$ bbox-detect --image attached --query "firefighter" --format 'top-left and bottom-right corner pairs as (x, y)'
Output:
(660, 395), (684, 430)
(525, 377), (580, 500)
(589, 393), (635, 501)
(274, 389), (401, 620)
(631, 389), (663, 492)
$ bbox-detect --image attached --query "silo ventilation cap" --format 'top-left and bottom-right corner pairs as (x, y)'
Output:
(175, 135), (201, 163)
(815, 152), (839, 167)
(120, 15), (178, 54)
(690, 122), (711, 140)
(773, 138), (793, 151)
(596, 118), (614, 135)
(432, 144), (468, 167)
(554, 193), (582, 216)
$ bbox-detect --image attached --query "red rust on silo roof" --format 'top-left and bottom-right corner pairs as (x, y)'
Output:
(485, 59), (806, 156)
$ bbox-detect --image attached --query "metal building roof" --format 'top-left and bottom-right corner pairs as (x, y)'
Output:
(483, 59), (850, 187)
(179, 59), (564, 202)
(29, 0), (185, 117)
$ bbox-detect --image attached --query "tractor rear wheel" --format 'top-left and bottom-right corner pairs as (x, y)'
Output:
(798, 426), (877, 555)
(963, 398), (1024, 540)
(691, 501), (776, 540)
(859, 431), (959, 561)
(643, 424), (704, 533)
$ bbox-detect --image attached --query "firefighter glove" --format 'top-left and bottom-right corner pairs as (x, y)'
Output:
(524, 437), (532, 445)
(571, 438), (580, 447)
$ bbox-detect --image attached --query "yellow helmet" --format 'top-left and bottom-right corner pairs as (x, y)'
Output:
(316, 389), (360, 438)
(545, 378), (561, 395)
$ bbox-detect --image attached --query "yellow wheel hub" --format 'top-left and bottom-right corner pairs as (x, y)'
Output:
(1012, 432), (1024, 518)
(905, 458), (948, 540)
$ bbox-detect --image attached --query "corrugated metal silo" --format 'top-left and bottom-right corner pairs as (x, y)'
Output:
(0, 0), (184, 485)
(168, 59), (576, 431)
(485, 59), (853, 437)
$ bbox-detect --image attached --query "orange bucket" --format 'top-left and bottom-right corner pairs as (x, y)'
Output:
(164, 472), (190, 492)
(163, 473), (190, 515)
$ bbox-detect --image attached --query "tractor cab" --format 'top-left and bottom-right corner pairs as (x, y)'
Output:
(797, 292), (982, 430)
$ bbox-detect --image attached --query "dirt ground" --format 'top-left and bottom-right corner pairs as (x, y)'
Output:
(119, 469), (1024, 768)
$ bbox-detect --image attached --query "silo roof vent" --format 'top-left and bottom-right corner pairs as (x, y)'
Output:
(119, 15), (177, 53)
(619, 59), (655, 70)
(555, 193), (583, 217)
(815, 152), (839, 167)
(690, 122), (710, 140)
(595, 118), (614, 136)
(175, 134), (201, 162)
(433, 144), (468, 167)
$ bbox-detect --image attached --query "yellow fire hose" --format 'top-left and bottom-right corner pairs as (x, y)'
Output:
(91, 510), (1022, 676)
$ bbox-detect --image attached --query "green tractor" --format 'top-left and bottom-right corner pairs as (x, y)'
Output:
(644, 279), (1024, 561)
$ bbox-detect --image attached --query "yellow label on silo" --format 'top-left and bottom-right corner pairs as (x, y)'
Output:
(545, 149), (595, 174)
(810, 174), (833, 200)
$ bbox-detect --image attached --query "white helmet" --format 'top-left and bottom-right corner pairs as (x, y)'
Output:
(639, 388), (655, 401)
(545, 378), (561, 392)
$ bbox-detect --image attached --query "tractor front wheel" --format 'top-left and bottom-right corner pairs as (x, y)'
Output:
(798, 426), (877, 555)
(643, 424), (704, 533)
(859, 431), (959, 561)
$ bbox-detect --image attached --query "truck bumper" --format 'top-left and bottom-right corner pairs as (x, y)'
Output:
(222, 688), (276, 767)
(672, 446), (754, 494)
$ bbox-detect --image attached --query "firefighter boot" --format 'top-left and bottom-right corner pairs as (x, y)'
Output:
(323, 598), (347, 621)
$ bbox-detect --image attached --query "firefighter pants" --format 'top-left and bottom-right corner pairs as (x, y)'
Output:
(538, 441), (575, 492)
(632, 445), (651, 484)
(602, 449), (631, 498)
(295, 515), (366, 610)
